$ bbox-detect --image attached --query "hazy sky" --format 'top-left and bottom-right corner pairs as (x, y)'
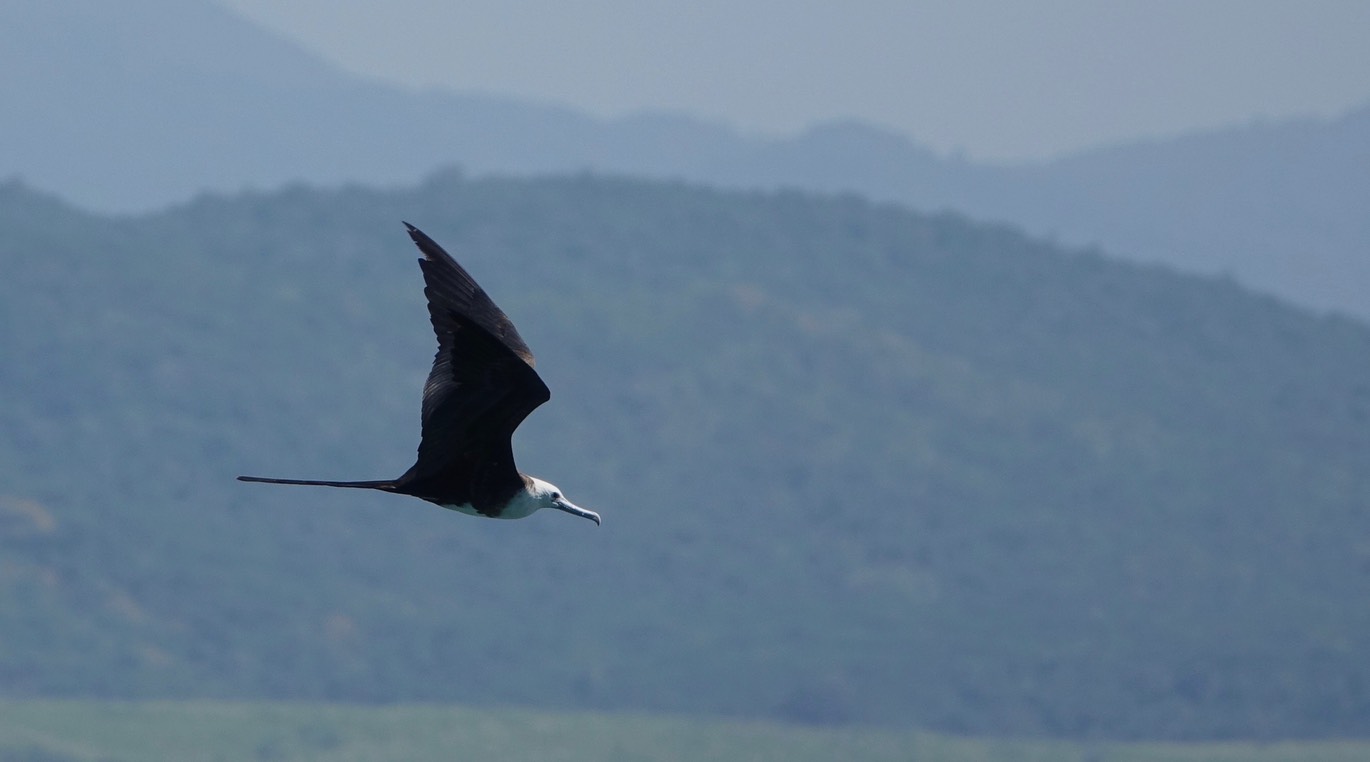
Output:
(219, 0), (1370, 162)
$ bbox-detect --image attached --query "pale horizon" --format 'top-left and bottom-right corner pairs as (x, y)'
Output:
(219, 0), (1370, 162)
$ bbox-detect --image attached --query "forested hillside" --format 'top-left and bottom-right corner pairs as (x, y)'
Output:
(0, 173), (1368, 739)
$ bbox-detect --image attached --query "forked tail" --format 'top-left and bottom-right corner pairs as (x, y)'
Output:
(237, 475), (396, 490)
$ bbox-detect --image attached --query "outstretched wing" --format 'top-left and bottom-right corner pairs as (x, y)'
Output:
(405, 222), (538, 367)
(400, 223), (550, 491)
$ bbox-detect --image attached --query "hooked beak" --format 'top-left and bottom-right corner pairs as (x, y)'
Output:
(553, 497), (601, 526)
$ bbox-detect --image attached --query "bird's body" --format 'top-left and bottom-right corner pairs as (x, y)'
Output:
(440, 477), (563, 520)
(237, 223), (599, 526)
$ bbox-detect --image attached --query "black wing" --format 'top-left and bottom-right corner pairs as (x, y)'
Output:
(397, 223), (550, 500)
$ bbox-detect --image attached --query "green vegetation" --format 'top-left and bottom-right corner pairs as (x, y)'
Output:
(1, 700), (1367, 762)
(1, 172), (1368, 739)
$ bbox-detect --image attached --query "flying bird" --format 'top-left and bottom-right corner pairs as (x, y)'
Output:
(238, 223), (600, 526)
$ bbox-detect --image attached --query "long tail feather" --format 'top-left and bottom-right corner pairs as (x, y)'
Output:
(237, 475), (396, 490)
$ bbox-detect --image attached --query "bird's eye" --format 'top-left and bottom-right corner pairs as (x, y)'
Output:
(552, 492), (561, 499)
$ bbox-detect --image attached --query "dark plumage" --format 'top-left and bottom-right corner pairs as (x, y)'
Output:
(237, 223), (599, 525)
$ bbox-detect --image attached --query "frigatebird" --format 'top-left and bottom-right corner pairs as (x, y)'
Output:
(237, 223), (600, 526)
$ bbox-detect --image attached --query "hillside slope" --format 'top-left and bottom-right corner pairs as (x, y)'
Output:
(1, 174), (1368, 739)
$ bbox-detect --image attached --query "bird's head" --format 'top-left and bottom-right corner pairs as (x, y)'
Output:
(528, 477), (600, 525)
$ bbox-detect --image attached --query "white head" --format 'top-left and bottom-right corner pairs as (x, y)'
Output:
(527, 476), (601, 525)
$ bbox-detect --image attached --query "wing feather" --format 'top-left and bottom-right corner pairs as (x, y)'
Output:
(397, 224), (550, 499)
(406, 222), (537, 367)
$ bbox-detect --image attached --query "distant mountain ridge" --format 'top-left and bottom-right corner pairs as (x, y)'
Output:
(2, 0), (1367, 319)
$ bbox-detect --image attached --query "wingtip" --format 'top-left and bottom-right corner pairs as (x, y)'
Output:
(403, 222), (450, 266)
(403, 221), (435, 251)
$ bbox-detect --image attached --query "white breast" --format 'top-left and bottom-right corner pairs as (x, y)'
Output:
(440, 490), (541, 520)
